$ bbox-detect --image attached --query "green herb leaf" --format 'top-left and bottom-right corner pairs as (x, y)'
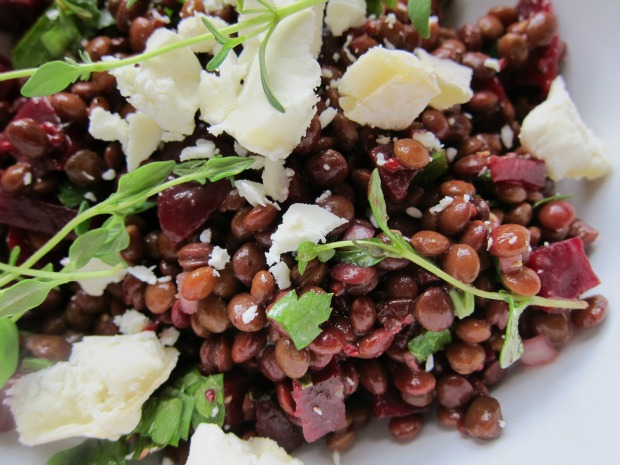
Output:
(190, 373), (225, 429)
(0, 279), (65, 319)
(258, 22), (286, 113)
(296, 241), (321, 275)
(21, 60), (84, 97)
(68, 228), (110, 270)
(201, 16), (232, 45)
(47, 439), (128, 465)
(368, 169), (390, 234)
(408, 0), (432, 39)
(207, 41), (236, 71)
(141, 397), (183, 445)
(114, 161), (176, 197)
(532, 193), (573, 209)
(499, 297), (529, 368)
(448, 289), (475, 319)
(268, 290), (333, 349)
(365, 0), (396, 16)
(407, 329), (452, 363)
(20, 356), (56, 372)
(317, 248), (336, 262)
(125, 0), (137, 8)
(58, 181), (87, 208)
(173, 156), (254, 183)
(335, 238), (387, 267)
(0, 318), (19, 388)
(413, 150), (448, 185)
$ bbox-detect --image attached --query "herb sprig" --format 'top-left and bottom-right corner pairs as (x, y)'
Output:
(295, 170), (588, 368)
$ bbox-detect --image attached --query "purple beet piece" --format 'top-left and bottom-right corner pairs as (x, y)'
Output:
(372, 386), (422, 419)
(488, 155), (546, 190)
(368, 145), (417, 201)
(223, 370), (250, 428)
(255, 399), (304, 452)
(0, 192), (76, 236)
(292, 360), (346, 442)
(377, 299), (415, 328)
(526, 237), (600, 301)
(157, 179), (231, 245)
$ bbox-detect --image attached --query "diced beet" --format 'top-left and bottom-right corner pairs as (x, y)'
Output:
(255, 399), (304, 452)
(372, 386), (422, 419)
(6, 227), (35, 263)
(517, 0), (554, 19)
(520, 334), (558, 367)
(526, 237), (600, 301)
(292, 360), (346, 442)
(157, 179), (231, 245)
(0, 192), (76, 236)
(368, 145), (417, 201)
(223, 370), (250, 428)
(520, 35), (565, 95)
(13, 97), (60, 125)
(474, 76), (507, 99)
(488, 155), (546, 190)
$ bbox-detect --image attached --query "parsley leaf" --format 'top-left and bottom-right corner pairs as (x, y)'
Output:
(413, 150), (448, 185)
(408, 0), (432, 39)
(0, 318), (19, 388)
(114, 161), (176, 198)
(499, 297), (529, 368)
(407, 329), (452, 363)
(47, 439), (128, 465)
(268, 290), (334, 349)
(532, 193), (573, 209)
(448, 289), (475, 319)
(58, 181), (88, 208)
(336, 239), (386, 267)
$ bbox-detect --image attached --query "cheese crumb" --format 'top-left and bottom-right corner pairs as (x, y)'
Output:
(315, 190), (332, 203)
(483, 57), (501, 72)
(324, 0), (366, 36)
(269, 261), (292, 289)
(101, 169), (116, 181)
(113, 309), (151, 335)
(7, 332), (178, 446)
(127, 265), (157, 285)
(319, 107), (338, 128)
(412, 130), (443, 152)
(179, 139), (220, 161)
(520, 76), (611, 180)
(76, 258), (127, 297)
(208, 246), (231, 270)
(501, 124), (514, 149)
(429, 196), (454, 214)
(199, 229), (212, 244)
(236, 180), (272, 207)
(405, 207), (423, 219)
(266, 204), (347, 264)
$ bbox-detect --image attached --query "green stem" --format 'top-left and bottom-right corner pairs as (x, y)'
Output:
(0, 262), (125, 280)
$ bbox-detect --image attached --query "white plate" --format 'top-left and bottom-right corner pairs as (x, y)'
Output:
(1, 0), (619, 464)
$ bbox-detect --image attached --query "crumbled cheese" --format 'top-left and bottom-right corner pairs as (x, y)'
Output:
(483, 57), (501, 72)
(262, 159), (293, 203)
(199, 229), (212, 244)
(405, 207), (423, 219)
(415, 48), (473, 110)
(499, 420), (507, 428)
(177, 13), (228, 53)
(313, 406), (323, 416)
(204, 8), (322, 160)
(315, 190), (332, 203)
(84, 192), (97, 202)
(333, 451), (341, 465)
(125, 111), (164, 171)
(319, 107), (338, 128)
(199, 52), (247, 124)
(266, 204), (347, 264)
(241, 305), (259, 324)
(412, 130), (443, 152)
(519, 76), (611, 180)
(324, 0), (366, 36)
(429, 196), (454, 214)
(446, 147), (458, 163)
(88, 107), (128, 143)
(22, 172), (32, 186)
(339, 47), (440, 130)
(185, 423), (303, 465)
(376, 135), (391, 145)
(375, 152), (387, 166)
(208, 246), (231, 270)
(500, 124), (514, 149)
(342, 34), (357, 63)
(127, 265), (158, 285)
(425, 354), (435, 372)
(113, 309), (151, 335)
(269, 261), (292, 289)
(179, 139), (220, 161)
(158, 276), (172, 283)
(76, 258), (127, 297)
(7, 332), (178, 446)
(101, 169), (116, 181)
(109, 28), (201, 137)
(235, 180), (272, 207)
(234, 141), (250, 157)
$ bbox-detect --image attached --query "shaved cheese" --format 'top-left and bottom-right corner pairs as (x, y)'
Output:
(180, 139), (220, 162)
(76, 258), (127, 297)
(415, 48), (473, 110)
(113, 309), (151, 334)
(177, 13), (228, 53)
(266, 204), (347, 264)
(338, 47), (440, 130)
(319, 107), (338, 128)
(325, 0), (366, 36)
(236, 180), (272, 207)
(269, 261), (291, 289)
(7, 332), (178, 446)
(204, 8), (321, 160)
(262, 158), (293, 203)
(127, 265), (157, 285)
(520, 76), (611, 180)
(125, 112), (163, 171)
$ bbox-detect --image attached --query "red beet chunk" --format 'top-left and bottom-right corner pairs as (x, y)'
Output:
(517, 0), (554, 19)
(489, 155), (546, 190)
(255, 399), (304, 452)
(372, 386), (422, 419)
(520, 35), (565, 95)
(526, 237), (600, 300)
(0, 192), (76, 236)
(368, 145), (417, 201)
(6, 227), (36, 263)
(223, 370), (250, 428)
(157, 179), (231, 245)
(292, 360), (346, 442)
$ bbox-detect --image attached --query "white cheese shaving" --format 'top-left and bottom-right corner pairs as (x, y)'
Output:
(324, 0), (366, 36)
(113, 309), (151, 335)
(208, 246), (231, 270)
(483, 57), (501, 72)
(262, 158), (293, 203)
(446, 147), (458, 163)
(235, 180), (272, 207)
(241, 305), (259, 324)
(177, 13), (228, 53)
(84, 192), (97, 202)
(519, 76), (611, 180)
(405, 207), (423, 219)
(159, 327), (180, 347)
(412, 130), (443, 152)
(500, 124), (514, 149)
(269, 261), (292, 289)
(101, 168), (116, 181)
(185, 423), (303, 465)
(199, 229), (212, 244)
(179, 139), (220, 161)
(127, 265), (158, 285)
(266, 203), (347, 264)
(7, 332), (178, 446)
(319, 107), (338, 128)
(339, 47), (440, 130)
(425, 354), (435, 372)
(76, 258), (127, 297)
(315, 190), (332, 203)
(429, 196), (454, 214)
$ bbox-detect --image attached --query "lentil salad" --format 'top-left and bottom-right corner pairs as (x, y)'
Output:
(0, 0), (614, 463)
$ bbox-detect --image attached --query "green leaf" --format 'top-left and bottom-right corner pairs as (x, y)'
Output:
(201, 16), (232, 45)
(335, 239), (387, 267)
(0, 318), (19, 388)
(407, 329), (452, 363)
(236, 0), (245, 12)
(20, 356), (56, 372)
(268, 290), (333, 349)
(8, 246), (21, 267)
(295, 241), (321, 275)
(413, 150), (448, 186)
(368, 169), (390, 234)
(47, 439), (128, 465)
(58, 181), (87, 208)
(0, 279), (64, 319)
(191, 373), (225, 429)
(499, 297), (529, 368)
(408, 0), (432, 39)
(173, 156), (254, 183)
(317, 249), (336, 262)
(532, 193), (573, 209)
(99, 216), (130, 255)
(207, 42), (236, 71)
(114, 161), (176, 197)
(143, 397), (183, 445)
(448, 289), (475, 319)
(21, 60), (83, 97)
(68, 228), (110, 270)
(125, 0), (137, 7)
(258, 22), (286, 113)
